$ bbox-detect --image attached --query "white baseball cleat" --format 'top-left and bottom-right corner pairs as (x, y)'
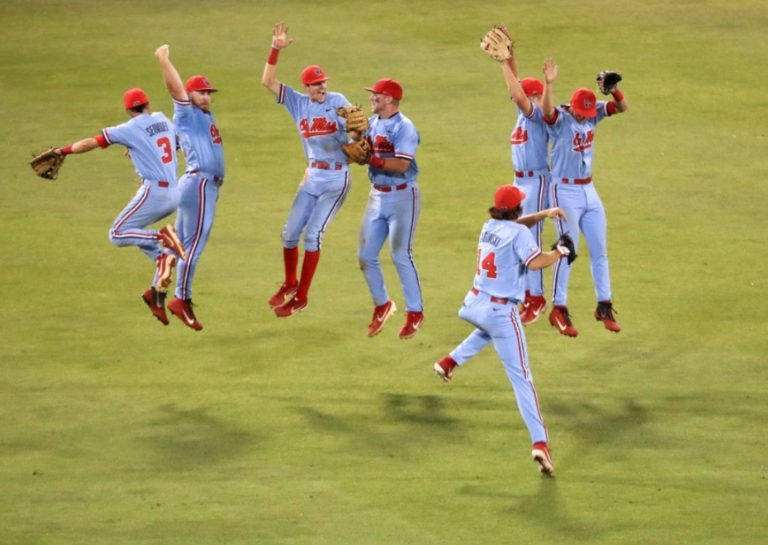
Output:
(532, 442), (555, 477)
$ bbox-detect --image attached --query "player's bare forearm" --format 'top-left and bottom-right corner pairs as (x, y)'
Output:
(613, 86), (629, 113)
(372, 157), (410, 174)
(155, 45), (187, 101)
(516, 207), (566, 228)
(501, 59), (531, 115)
(528, 250), (562, 271)
(261, 63), (281, 96)
(542, 58), (558, 119)
(68, 137), (100, 154)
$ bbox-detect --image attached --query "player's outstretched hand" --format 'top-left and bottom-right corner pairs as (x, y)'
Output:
(543, 207), (567, 222)
(543, 57), (558, 84)
(272, 22), (294, 49)
(155, 44), (170, 60)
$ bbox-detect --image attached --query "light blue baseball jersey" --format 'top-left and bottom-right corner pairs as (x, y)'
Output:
(173, 98), (225, 178)
(367, 112), (420, 187)
(545, 101), (611, 179)
(102, 112), (178, 182)
(473, 219), (542, 302)
(277, 84), (350, 167)
(510, 102), (549, 172)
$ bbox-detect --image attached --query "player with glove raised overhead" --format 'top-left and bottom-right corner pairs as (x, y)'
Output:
(262, 22), (358, 318)
(481, 24), (554, 326)
(33, 88), (185, 315)
(541, 58), (628, 336)
(432, 185), (573, 477)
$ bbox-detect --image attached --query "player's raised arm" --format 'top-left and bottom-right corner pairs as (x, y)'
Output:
(155, 44), (187, 102)
(542, 57), (558, 121)
(262, 22), (293, 96)
(501, 58), (533, 116)
(611, 83), (629, 114)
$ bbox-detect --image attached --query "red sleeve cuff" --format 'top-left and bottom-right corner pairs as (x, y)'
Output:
(94, 133), (108, 148)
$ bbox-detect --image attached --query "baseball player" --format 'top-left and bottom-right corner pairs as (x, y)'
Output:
(155, 45), (225, 331)
(47, 88), (186, 314)
(499, 49), (552, 326)
(433, 185), (572, 476)
(262, 22), (354, 317)
(541, 58), (628, 336)
(356, 78), (424, 339)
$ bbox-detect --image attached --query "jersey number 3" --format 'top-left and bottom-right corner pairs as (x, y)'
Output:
(477, 250), (498, 279)
(156, 136), (173, 164)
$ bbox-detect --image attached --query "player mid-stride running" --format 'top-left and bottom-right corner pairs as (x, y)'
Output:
(262, 22), (355, 318)
(37, 88), (186, 313)
(154, 44), (225, 331)
(432, 185), (575, 476)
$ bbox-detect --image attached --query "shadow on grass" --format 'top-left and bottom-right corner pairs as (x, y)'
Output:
(140, 404), (257, 469)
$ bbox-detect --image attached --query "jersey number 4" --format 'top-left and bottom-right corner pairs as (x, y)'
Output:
(156, 137), (173, 164)
(477, 250), (498, 279)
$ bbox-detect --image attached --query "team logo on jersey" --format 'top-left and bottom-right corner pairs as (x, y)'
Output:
(373, 135), (394, 154)
(510, 126), (528, 145)
(572, 130), (594, 152)
(299, 117), (339, 138)
(210, 123), (222, 144)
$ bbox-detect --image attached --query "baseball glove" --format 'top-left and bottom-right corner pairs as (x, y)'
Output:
(596, 70), (622, 95)
(552, 233), (577, 265)
(342, 138), (372, 165)
(480, 25), (513, 62)
(336, 105), (369, 133)
(30, 147), (66, 180)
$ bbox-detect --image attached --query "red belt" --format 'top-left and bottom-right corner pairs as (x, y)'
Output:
(310, 161), (343, 170)
(561, 177), (591, 184)
(373, 183), (408, 192)
(471, 287), (508, 305)
(158, 181), (169, 188)
(515, 170), (537, 178)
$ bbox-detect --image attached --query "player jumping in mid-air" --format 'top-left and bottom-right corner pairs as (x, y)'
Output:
(42, 88), (186, 311)
(262, 22), (355, 318)
(541, 58), (628, 337)
(154, 44), (225, 331)
(356, 78), (424, 339)
(433, 185), (574, 476)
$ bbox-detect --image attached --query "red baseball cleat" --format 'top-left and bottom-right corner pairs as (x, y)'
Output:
(167, 297), (203, 331)
(367, 300), (396, 337)
(398, 311), (424, 339)
(141, 287), (169, 325)
(433, 355), (457, 382)
(532, 442), (555, 477)
(159, 224), (187, 260)
(268, 282), (298, 309)
(595, 301), (621, 332)
(274, 296), (308, 318)
(549, 306), (578, 337)
(521, 294), (547, 325)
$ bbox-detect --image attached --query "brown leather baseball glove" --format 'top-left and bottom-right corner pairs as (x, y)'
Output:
(342, 139), (372, 165)
(336, 105), (369, 133)
(30, 147), (66, 180)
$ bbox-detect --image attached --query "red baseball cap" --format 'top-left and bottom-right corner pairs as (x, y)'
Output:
(520, 77), (544, 97)
(123, 87), (149, 109)
(301, 65), (329, 85)
(494, 185), (526, 210)
(570, 88), (597, 118)
(185, 75), (217, 93)
(364, 78), (403, 100)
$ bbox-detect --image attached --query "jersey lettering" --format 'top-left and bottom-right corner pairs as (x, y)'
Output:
(510, 126), (528, 146)
(145, 121), (170, 137)
(156, 136), (173, 164)
(210, 123), (222, 144)
(373, 135), (394, 154)
(572, 130), (594, 152)
(477, 250), (498, 279)
(299, 117), (338, 138)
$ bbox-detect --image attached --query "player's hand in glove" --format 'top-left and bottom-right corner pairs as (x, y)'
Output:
(596, 70), (622, 95)
(337, 105), (369, 133)
(30, 147), (66, 180)
(342, 138), (372, 165)
(552, 233), (577, 265)
(480, 25), (513, 62)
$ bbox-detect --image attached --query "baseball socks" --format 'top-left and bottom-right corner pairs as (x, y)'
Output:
(268, 247), (299, 308)
(274, 250), (318, 317)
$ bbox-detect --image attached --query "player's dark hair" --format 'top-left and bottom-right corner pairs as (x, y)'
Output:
(128, 103), (149, 114)
(489, 206), (522, 220)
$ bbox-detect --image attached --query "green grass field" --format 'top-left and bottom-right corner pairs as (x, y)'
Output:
(2, 1), (767, 543)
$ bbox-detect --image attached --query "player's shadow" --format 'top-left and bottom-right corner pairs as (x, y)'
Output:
(139, 404), (257, 470)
